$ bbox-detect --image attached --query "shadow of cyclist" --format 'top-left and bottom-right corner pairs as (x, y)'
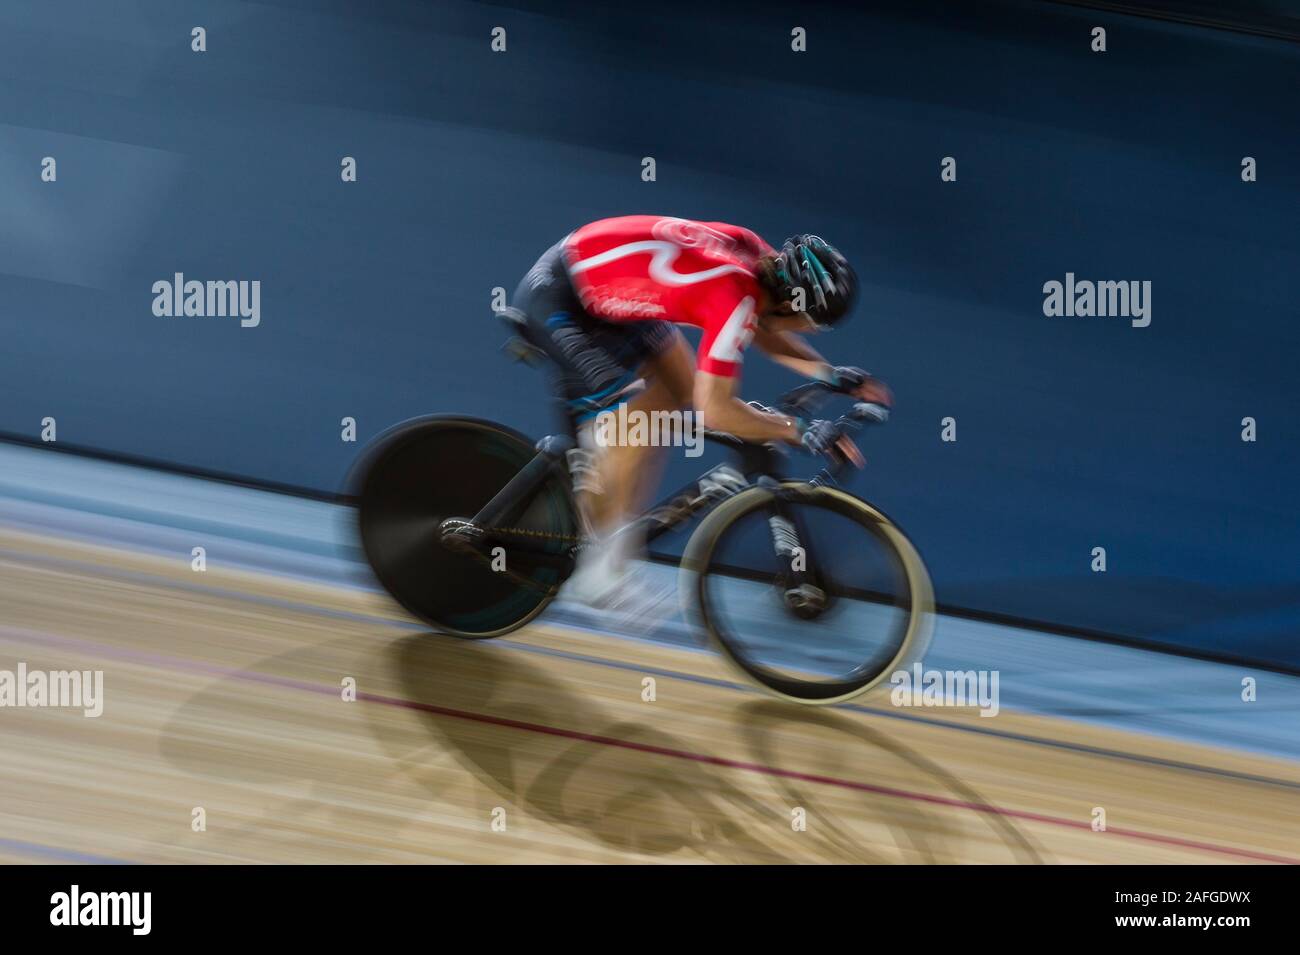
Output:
(733, 699), (1046, 863)
(377, 632), (821, 861)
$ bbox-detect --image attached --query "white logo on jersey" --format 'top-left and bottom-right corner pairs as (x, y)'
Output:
(707, 296), (757, 363)
(578, 289), (667, 318)
(569, 240), (748, 286)
(651, 218), (736, 256)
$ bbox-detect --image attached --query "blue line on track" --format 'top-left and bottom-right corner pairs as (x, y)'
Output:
(0, 837), (133, 865)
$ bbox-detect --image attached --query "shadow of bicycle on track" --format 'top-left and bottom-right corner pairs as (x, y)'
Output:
(375, 633), (800, 861)
(369, 631), (1046, 863)
(153, 618), (1044, 862)
(734, 699), (1045, 863)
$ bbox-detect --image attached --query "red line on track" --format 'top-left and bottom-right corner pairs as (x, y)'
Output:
(4, 624), (1295, 865)
(346, 684), (1298, 865)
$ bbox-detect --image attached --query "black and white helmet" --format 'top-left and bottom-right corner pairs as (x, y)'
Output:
(767, 235), (858, 326)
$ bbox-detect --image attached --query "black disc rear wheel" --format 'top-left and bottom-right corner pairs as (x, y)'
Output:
(352, 416), (577, 637)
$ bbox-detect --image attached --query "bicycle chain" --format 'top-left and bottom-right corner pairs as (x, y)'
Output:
(441, 519), (583, 594)
(481, 524), (583, 544)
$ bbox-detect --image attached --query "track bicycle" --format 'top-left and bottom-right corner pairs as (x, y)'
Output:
(350, 317), (933, 704)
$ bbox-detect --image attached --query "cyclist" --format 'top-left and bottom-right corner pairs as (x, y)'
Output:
(507, 215), (891, 610)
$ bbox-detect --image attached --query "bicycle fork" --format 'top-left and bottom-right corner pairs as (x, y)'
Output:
(762, 479), (829, 619)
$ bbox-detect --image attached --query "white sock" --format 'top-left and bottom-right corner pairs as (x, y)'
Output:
(608, 523), (644, 570)
(568, 527), (625, 598)
(577, 532), (618, 574)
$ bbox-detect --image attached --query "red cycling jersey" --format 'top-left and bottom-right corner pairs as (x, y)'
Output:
(563, 215), (775, 378)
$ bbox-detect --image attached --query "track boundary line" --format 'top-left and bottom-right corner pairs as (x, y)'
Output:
(1, 622), (1296, 865)
(6, 437), (1297, 677)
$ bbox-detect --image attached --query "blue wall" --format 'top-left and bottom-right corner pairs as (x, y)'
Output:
(2, 1), (1298, 666)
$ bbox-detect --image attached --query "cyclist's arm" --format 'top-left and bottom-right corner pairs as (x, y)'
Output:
(752, 326), (893, 407)
(751, 326), (833, 381)
(694, 371), (801, 445)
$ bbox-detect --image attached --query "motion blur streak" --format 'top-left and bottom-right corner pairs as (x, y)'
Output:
(1, 445), (1296, 864)
(3, 0), (1299, 662)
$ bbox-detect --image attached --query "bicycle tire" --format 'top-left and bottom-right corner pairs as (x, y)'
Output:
(352, 415), (577, 638)
(680, 481), (933, 704)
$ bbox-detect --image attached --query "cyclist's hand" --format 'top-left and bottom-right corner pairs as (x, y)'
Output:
(800, 419), (865, 468)
(831, 366), (893, 407)
(799, 418), (837, 454)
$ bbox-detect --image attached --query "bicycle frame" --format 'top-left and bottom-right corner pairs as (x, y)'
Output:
(459, 425), (829, 595)
(469, 320), (859, 591)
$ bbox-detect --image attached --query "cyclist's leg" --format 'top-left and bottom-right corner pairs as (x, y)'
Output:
(509, 245), (687, 612)
(509, 240), (653, 534)
(595, 328), (693, 539)
(560, 321), (693, 614)
(560, 318), (681, 537)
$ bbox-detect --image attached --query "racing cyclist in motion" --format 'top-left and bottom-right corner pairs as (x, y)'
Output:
(506, 215), (892, 612)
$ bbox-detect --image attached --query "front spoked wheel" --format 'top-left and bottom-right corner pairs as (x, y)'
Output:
(681, 482), (933, 704)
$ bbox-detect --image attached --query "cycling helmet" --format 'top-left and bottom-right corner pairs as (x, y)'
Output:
(766, 235), (858, 327)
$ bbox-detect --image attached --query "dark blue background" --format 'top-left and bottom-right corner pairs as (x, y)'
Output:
(2, 1), (1297, 666)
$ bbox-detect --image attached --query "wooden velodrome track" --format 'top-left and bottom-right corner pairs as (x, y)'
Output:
(2, 521), (1298, 865)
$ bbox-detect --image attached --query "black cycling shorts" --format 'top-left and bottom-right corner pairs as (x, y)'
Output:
(512, 239), (678, 421)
